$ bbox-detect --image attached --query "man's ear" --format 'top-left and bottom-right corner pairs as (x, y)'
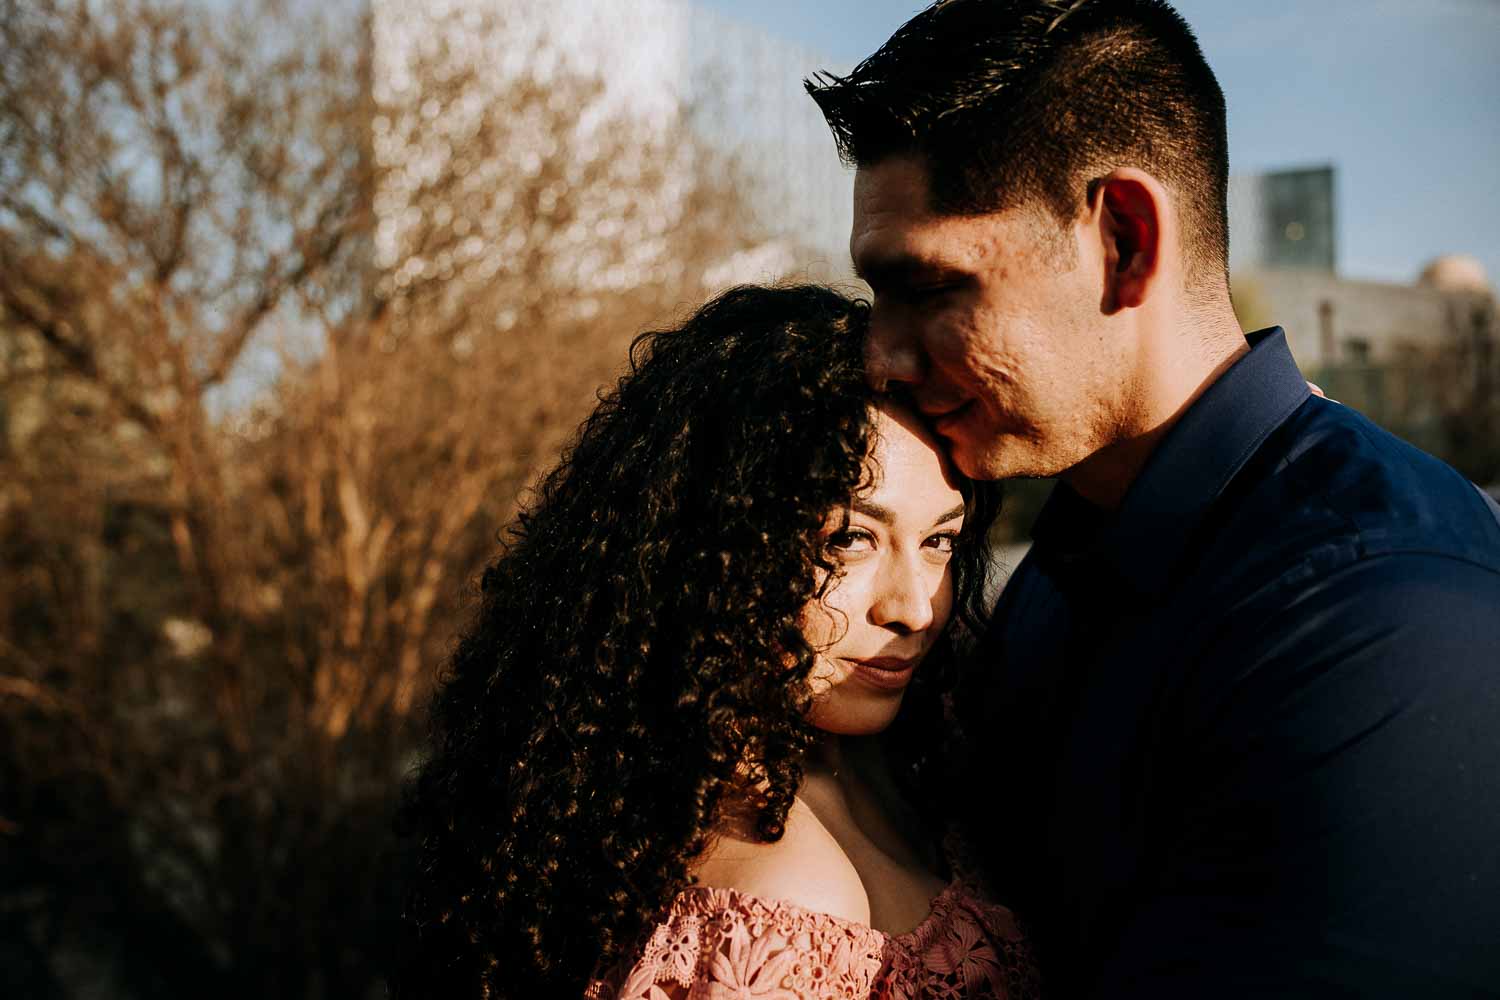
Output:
(1093, 168), (1168, 314)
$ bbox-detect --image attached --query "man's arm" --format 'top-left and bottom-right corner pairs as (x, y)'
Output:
(1094, 552), (1500, 998)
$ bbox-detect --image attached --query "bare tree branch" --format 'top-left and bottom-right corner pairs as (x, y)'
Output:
(0, 0), (774, 993)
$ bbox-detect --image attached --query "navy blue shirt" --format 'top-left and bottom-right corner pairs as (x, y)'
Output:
(972, 328), (1500, 998)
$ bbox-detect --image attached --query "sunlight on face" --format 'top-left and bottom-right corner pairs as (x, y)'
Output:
(802, 400), (965, 736)
(852, 155), (1121, 481)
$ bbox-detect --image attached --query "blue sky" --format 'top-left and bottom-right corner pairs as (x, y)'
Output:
(696, 0), (1500, 287)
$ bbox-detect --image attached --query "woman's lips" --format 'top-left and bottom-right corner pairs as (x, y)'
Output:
(845, 656), (918, 691)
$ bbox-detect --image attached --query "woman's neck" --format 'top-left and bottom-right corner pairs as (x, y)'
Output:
(806, 731), (847, 781)
(803, 731), (888, 804)
(797, 730), (949, 916)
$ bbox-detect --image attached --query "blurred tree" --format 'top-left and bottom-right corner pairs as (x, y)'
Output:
(0, 0), (768, 995)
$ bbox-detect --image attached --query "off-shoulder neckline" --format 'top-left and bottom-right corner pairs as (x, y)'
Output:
(673, 877), (970, 947)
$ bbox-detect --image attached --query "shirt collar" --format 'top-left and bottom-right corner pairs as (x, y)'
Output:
(1030, 327), (1311, 603)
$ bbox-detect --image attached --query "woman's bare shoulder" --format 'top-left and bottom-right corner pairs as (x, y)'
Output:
(690, 798), (871, 927)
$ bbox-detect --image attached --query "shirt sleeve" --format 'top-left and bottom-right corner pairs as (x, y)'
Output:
(1091, 552), (1500, 998)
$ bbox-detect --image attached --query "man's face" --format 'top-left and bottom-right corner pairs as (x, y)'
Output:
(851, 155), (1124, 482)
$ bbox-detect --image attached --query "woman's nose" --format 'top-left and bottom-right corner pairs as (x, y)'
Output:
(868, 552), (935, 634)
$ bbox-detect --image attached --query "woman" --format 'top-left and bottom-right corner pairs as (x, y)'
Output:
(394, 285), (1038, 999)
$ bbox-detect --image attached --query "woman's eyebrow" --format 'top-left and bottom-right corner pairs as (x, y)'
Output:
(851, 497), (895, 523)
(849, 498), (967, 527)
(932, 503), (966, 527)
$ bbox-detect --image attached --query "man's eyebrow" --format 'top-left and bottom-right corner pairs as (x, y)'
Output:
(852, 252), (941, 288)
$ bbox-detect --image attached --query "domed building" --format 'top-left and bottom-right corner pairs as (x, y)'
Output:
(1228, 167), (1494, 460)
(1419, 255), (1493, 297)
(1229, 167), (1494, 371)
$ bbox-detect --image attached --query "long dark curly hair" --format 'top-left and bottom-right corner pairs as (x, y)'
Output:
(393, 284), (1001, 999)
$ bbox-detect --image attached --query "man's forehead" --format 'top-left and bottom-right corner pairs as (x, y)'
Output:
(851, 161), (947, 279)
(853, 155), (935, 221)
(852, 166), (1040, 274)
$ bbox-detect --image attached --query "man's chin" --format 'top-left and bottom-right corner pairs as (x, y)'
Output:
(950, 445), (1012, 482)
(948, 433), (1058, 482)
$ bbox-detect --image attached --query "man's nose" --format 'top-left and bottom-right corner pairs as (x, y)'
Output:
(864, 308), (924, 393)
(868, 553), (936, 634)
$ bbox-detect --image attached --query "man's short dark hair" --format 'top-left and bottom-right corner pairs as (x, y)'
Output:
(807, 0), (1230, 284)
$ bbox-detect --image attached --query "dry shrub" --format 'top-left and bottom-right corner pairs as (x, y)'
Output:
(0, 0), (775, 995)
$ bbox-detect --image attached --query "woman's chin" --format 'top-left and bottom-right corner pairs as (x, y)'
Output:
(807, 693), (907, 736)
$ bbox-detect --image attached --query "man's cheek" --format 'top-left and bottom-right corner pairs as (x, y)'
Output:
(922, 314), (972, 368)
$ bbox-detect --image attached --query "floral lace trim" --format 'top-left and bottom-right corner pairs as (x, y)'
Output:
(587, 878), (1039, 1000)
(874, 881), (1039, 1000)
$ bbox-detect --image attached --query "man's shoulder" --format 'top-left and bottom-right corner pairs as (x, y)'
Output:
(1218, 396), (1500, 575)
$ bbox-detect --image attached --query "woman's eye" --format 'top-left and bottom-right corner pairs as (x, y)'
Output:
(924, 531), (960, 554)
(828, 529), (876, 553)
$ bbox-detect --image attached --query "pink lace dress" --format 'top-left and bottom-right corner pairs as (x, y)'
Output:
(586, 876), (1040, 999)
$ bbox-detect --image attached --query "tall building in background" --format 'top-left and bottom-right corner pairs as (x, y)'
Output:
(1229, 164), (1494, 457)
(1229, 165), (1337, 274)
(1230, 164), (1492, 369)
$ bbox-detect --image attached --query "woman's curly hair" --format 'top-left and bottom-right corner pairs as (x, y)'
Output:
(393, 285), (1001, 999)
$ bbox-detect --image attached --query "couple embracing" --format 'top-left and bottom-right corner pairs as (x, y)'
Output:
(395, 2), (1500, 997)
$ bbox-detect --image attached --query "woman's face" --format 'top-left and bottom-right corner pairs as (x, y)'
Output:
(803, 400), (965, 736)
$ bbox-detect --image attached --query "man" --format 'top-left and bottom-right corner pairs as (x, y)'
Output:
(808, 1), (1500, 996)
